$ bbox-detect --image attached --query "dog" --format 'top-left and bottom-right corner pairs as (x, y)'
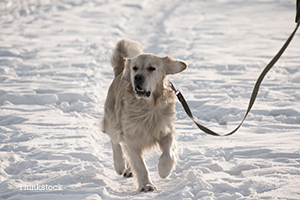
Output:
(102, 39), (187, 192)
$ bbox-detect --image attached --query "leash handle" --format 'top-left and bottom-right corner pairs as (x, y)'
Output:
(170, 18), (300, 136)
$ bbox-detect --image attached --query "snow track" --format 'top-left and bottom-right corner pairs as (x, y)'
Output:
(1, 0), (300, 199)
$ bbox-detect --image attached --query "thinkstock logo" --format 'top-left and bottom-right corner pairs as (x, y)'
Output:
(19, 184), (63, 191)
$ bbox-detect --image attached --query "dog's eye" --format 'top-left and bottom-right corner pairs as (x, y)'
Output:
(133, 66), (138, 71)
(148, 66), (156, 72)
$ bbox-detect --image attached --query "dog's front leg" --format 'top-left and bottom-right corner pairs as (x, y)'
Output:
(158, 133), (177, 179)
(125, 143), (157, 192)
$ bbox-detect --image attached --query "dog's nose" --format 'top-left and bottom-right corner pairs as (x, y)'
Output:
(134, 74), (144, 85)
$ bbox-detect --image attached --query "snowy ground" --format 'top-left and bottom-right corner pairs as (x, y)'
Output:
(1, 0), (300, 199)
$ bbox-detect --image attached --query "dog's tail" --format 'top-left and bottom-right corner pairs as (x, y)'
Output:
(110, 39), (143, 77)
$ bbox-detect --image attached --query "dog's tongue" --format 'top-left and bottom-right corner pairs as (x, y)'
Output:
(135, 86), (151, 97)
(136, 85), (144, 92)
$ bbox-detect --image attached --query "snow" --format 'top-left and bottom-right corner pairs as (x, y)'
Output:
(0, 0), (300, 199)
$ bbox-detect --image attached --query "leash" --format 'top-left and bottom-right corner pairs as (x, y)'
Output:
(170, 8), (300, 136)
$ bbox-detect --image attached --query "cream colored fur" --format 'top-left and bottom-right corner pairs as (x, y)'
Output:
(102, 39), (187, 192)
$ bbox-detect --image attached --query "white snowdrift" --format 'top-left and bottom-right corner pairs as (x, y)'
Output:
(0, 0), (300, 199)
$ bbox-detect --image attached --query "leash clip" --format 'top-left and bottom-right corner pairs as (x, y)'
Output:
(169, 81), (180, 96)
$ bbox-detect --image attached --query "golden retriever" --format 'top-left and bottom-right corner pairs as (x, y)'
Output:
(102, 39), (187, 192)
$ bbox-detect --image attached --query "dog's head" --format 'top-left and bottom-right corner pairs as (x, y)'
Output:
(122, 54), (187, 99)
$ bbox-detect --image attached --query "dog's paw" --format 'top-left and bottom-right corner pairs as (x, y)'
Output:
(123, 168), (133, 178)
(139, 184), (157, 192)
(158, 152), (177, 179)
(113, 156), (126, 175)
(114, 163), (126, 175)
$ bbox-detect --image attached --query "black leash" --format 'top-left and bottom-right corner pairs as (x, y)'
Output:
(170, 8), (300, 136)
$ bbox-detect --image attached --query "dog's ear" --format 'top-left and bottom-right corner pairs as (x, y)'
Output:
(121, 58), (131, 81)
(163, 56), (187, 75)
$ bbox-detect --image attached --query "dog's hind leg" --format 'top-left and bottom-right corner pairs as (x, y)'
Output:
(111, 140), (133, 177)
(121, 144), (133, 177)
(158, 133), (178, 179)
(111, 140), (126, 175)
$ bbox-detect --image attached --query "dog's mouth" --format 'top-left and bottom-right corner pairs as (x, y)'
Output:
(135, 85), (151, 98)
